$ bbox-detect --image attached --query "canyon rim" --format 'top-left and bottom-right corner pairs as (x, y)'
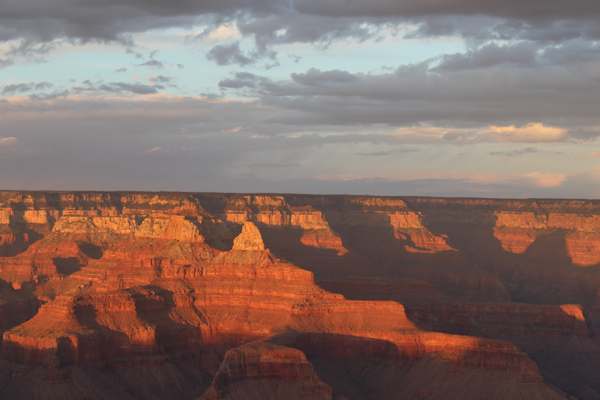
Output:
(0, 192), (599, 399)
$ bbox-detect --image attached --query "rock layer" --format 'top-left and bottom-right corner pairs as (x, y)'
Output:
(200, 342), (332, 400)
(2, 192), (600, 399)
(494, 211), (600, 265)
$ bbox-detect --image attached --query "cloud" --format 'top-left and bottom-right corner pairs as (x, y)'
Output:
(355, 148), (419, 157)
(489, 147), (539, 157)
(247, 161), (300, 168)
(0, 0), (598, 67)
(0, 39), (59, 68)
(0, 93), (596, 197)
(219, 72), (264, 89)
(219, 65), (600, 141)
(138, 59), (164, 68)
(291, 68), (358, 85)
(197, 23), (241, 42)
(0, 0), (598, 90)
(223, 126), (243, 134)
(0, 3), (598, 198)
(207, 42), (258, 66)
(0, 0), (598, 46)
(0, 136), (17, 147)
(2, 81), (53, 95)
(487, 123), (568, 142)
(97, 82), (161, 95)
(436, 42), (537, 71)
(144, 146), (162, 155)
(0, 1), (273, 43)
(434, 40), (600, 72)
(150, 75), (174, 85)
(524, 172), (567, 188)
(292, 0), (600, 20)
(70, 80), (166, 96)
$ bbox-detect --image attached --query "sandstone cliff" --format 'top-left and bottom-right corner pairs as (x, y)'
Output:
(199, 342), (332, 400)
(494, 211), (600, 265)
(2, 191), (600, 399)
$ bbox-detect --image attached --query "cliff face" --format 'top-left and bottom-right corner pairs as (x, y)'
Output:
(1, 191), (600, 399)
(207, 195), (348, 255)
(494, 211), (600, 266)
(200, 342), (333, 400)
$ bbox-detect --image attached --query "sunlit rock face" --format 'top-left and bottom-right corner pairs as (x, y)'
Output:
(231, 222), (265, 251)
(1, 192), (600, 399)
(493, 211), (600, 265)
(210, 195), (348, 255)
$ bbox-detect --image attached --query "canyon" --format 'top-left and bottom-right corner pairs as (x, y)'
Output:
(0, 191), (599, 399)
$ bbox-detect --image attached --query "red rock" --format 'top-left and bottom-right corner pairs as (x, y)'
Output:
(232, 222), (265, 251)
(494, 210), (600, 265)
(200, 342), (332, 400)
(407, 302), (591, 340)
(564, 231), (600, 266)
(1, 192), (598, 399)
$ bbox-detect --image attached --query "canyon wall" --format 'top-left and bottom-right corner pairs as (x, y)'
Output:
(1, 192), (600, 399)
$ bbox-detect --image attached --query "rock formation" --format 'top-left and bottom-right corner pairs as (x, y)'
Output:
(200, 342), (333, 400)
(232, 222), (265, 251)
(494, 210), (600, 266)
(1, 192), (600, 399)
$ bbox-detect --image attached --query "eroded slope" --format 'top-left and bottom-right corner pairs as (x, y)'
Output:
(1, 192), (599, 399)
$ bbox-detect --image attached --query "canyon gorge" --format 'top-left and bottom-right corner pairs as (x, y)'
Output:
(0, 191), (599, 399)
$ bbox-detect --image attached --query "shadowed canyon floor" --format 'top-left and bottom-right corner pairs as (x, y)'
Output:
(1, 192), (600, 399)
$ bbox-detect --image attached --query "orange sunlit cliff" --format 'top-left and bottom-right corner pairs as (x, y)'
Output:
(1, 192), (600, 399)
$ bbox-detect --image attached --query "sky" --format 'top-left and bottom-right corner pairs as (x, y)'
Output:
(0, 1), (599, 198)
